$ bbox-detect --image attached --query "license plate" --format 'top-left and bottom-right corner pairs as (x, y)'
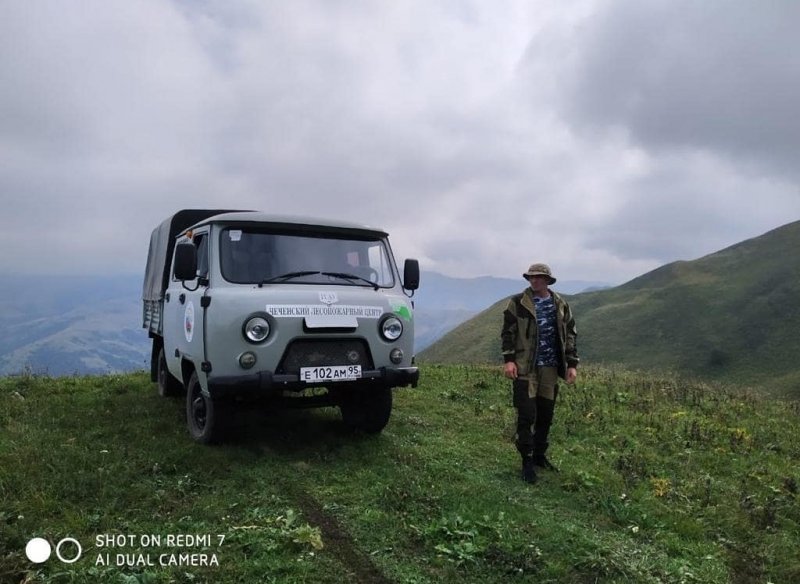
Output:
(300, 365), (362, 383)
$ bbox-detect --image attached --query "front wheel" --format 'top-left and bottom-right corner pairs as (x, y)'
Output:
(339, 385), (393, 434)
(186, 372), (226, 444)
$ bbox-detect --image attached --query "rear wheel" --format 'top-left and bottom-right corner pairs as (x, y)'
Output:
(339, 385), (392, 434)
(186, 372), (227, 444)
(157, 348), (183, 397)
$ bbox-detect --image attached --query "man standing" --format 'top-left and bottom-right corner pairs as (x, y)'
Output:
(500, 263), (579, 484)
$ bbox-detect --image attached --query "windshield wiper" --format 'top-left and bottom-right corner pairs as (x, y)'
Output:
(321, 272), (380, 290)
(258, 271), (321, 287)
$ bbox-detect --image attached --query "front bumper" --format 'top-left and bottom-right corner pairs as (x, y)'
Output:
(207, 366), (419, 400)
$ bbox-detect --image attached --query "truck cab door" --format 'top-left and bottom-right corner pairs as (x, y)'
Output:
(164, 231), (210, 386)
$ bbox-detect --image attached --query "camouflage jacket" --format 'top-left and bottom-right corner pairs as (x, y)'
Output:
(500, 288), (579, 380)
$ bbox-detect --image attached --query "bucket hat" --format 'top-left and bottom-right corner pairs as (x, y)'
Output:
(522, 263), (556, 284)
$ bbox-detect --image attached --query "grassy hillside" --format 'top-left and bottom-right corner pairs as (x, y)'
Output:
(2, 367), (800, 583)
(417, 298), (509, 365)
(420, 220), (800, 397)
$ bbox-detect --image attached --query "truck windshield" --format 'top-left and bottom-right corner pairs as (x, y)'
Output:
(219, 228), (396, 287)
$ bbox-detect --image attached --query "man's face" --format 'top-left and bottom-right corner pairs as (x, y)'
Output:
(527, 275), (549, 293)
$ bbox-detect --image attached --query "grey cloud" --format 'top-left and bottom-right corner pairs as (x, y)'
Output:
(580, 152), (800, 264)
(1, 0), (798, 284)
(548, 0), (800, 178)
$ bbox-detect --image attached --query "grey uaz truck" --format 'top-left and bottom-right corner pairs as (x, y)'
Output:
(143, 209), (420, 443)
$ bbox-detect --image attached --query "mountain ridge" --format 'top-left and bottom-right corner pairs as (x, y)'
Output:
(420, 219), (800, 397)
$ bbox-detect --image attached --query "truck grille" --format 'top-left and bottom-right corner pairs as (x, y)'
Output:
(277, 339), (374, 374)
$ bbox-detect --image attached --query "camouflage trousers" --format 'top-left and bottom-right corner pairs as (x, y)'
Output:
(512, 366), (559, 458)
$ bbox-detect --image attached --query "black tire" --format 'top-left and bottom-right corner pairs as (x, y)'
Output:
(186, 372), (226, 444)
(157, 348), (183, 397)
(339, 385), (393, 434)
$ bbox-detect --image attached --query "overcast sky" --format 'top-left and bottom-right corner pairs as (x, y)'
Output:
(2, 0), (799, 285)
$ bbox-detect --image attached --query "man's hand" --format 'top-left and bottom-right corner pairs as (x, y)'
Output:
(566, 367), (577, 385)
(503, 362), (518, 380)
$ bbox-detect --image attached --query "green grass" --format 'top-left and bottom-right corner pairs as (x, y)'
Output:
(2, 365), (800, 583)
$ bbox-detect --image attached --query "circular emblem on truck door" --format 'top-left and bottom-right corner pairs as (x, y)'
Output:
(184, 301), (195, 343)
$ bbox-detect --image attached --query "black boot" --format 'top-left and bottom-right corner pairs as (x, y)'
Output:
(521, 455), (538, 484)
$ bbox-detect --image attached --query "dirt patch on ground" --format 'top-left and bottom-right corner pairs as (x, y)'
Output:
(290, 489), (393, 584)
(245, 440), (393, 584)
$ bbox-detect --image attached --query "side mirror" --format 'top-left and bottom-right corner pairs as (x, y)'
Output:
(403, 259), (420, 291)
(173, 243), (198, 281)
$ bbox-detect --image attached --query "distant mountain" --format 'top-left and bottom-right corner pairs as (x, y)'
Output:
(0, 275), (150, 376)
(420, 221), (800, 397)
(414, 271), (606, 310)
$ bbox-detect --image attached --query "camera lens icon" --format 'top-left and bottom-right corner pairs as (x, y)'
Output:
(26, 537), (82, 564)
(25, 538), (51, 563)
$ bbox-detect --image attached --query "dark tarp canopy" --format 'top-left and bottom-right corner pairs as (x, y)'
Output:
(142, 209), (241, 301)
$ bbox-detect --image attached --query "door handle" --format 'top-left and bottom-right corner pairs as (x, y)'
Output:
(179, 293), (186, 305)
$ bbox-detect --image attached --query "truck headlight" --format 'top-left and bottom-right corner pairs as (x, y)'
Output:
(380, 316), (403, 341)
(243, 316), (270, 343)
